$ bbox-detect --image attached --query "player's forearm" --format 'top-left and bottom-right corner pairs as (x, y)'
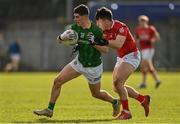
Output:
(107, 35), (126, 49)
(155, 32), (160, 41)
(94, 45), (109, 53)
(108, 39), (124, 49)
(151, 32), (160, 42)
(151, 36), (160, 43)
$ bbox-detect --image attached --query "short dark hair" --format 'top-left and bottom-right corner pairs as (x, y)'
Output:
(73, 4), (89, 15)
(95, 7), (112, 21)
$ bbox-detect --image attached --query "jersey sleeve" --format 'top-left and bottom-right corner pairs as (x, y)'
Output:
(149, 25), (157, 35)
(117, 26), (128, 37)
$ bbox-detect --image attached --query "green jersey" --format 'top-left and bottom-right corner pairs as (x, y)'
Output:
(71, 22), (103, 67)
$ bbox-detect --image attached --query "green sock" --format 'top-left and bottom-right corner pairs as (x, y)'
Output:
(48, 103), (55, 110)
(112, 99), (118, 105)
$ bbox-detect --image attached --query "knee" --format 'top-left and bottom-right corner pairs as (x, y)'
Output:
(91, 92), (101, 99)
(113, 85), (118, 93)
(113, 78), (124, 90)
(149, 69), (156, 74)
(141, 67), (148, 74)
(142, 70), (148, 74)
(141, 60), (148, 68)
(53, 77), (63, 88)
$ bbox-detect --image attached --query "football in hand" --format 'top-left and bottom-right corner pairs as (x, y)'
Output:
(57, 29), (78, 45)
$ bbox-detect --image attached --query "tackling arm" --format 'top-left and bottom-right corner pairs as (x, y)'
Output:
(87, 34), (126, 50)
(86, 34), (109, 53)
(107, 35), (126, 49)
(94, 45), (109, 54)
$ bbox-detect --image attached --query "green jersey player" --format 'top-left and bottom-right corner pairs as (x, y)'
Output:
(71, 22), (103, 67)
(33, 4), (120, 118)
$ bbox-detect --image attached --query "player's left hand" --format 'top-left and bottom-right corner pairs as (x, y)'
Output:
(87, 34), (96, 45)
(87, 34), (109, 46)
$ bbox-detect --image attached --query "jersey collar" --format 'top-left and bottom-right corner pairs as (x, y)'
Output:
(87, 21), (92, 29)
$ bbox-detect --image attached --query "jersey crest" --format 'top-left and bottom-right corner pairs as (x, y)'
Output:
(119, 27), (125, 34)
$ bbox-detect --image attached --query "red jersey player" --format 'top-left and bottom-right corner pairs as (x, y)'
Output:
(135, 15), (161, 89)
(88, 7), (151, 120)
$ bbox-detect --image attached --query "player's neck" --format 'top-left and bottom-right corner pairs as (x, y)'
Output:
(141, 24), (148, 28)
(82, 19), (91, 29)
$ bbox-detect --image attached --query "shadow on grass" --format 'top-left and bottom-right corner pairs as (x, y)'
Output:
(13, 118), (113, 123)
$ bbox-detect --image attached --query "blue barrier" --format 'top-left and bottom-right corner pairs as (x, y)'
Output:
(89, 2), (180, 21)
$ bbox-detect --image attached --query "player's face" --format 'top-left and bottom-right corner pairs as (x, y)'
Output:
(96, 19), (106, 31)
(139, 19), (148, 27)
(74, 13), (83, 26)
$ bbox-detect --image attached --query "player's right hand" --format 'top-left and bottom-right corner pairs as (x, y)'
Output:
(60, 30), (76, 41)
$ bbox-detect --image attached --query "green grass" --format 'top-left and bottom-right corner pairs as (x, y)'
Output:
(0, 72), (180, 123)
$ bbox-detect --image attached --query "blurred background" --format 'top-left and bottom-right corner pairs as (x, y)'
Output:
(0, 0), (180, 71)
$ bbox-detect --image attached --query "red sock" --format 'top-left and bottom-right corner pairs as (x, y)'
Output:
(136, 94), (145, 103)
(121, 100), (129, 111)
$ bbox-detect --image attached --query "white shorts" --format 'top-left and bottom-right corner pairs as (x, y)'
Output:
(69, 56), (103, 84)
(10, 54), (21, 61)
(141, 48), (155, 60)
(115, 51), (141, 70)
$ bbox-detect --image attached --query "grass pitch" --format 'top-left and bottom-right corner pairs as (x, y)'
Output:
(0, 72), (180, 123)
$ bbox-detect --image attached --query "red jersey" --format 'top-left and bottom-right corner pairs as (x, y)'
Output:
(103, 20), (138, 58)
(135, 25), (157, 49)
